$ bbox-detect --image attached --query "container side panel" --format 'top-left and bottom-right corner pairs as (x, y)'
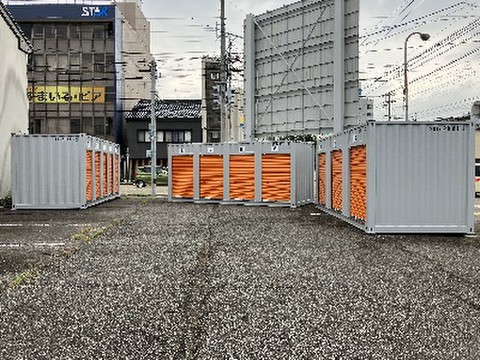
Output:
(13, 135), (84, 208)
(262, 154), (291, 202)
(229, 155), (255, 201)
(172, 155), (194, 199)
(350, 145), (367, 221)
(200, 155), (224, 200)
(375, 123), (469, 227)
(318, 153), (327, 205)
(331, 150), (343, 211)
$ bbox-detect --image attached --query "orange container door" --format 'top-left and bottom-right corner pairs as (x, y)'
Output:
(108, 154), (114, 195)
(114, 155), (119, 194)
(262, 154), (291, 202)
(172, 155), (194, 198)
(229, 155), (255, 201)
(103, 153), (108, 197)
(318, 153), (326, 205)
(86, 150), (93, 202)
(331, 150), (343, 212)
(200, 155), (224, 200)
(95, 152), (101, 200)
(350, 145), (367, 221)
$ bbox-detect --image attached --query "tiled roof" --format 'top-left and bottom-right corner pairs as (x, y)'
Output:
(127, 99), (202, 120)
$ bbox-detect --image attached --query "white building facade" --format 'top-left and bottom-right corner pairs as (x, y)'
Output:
(0, 3), (31, 198)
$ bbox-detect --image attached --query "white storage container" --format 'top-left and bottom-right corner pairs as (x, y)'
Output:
(168, 142), (315, 208)
(11, 134), (120, 209)
(317, 121), (475, 234)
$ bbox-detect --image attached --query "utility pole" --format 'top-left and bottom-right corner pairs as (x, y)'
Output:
(150, 60), (157, 196)
(220, 0), (228, 142)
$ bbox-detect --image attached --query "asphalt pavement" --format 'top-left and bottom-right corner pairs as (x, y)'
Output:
(1, 197), (480, 358)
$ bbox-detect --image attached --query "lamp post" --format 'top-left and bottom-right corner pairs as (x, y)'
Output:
(404, 32), (430, 121)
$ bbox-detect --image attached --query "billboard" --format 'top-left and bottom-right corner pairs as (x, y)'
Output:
(201, 57), (221, 143)
(7, 5), (115, 21)
(28, 86), (105, 103)
(244, 0), (359, 139)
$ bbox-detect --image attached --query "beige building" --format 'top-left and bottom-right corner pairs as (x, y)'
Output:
(0, 3), (31, 198)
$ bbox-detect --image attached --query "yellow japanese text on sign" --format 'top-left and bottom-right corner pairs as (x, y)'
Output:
(27, 86), (106, 104)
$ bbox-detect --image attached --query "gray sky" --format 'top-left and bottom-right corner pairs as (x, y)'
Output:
(142, 0), (480, 120)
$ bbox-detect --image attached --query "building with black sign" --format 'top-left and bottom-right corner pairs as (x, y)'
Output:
(126, 99), (202, 176)
(201, 56), (221, 143)
(7, 0), (152, 147)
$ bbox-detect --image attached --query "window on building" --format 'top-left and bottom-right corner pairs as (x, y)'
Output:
(137, 130), (150, 143)
(94, 117), (105, 136)
(93, 25), (106, 40)
(46, 54), (56, 71)
(162, 130), (192, 143)
(45, 25), (55, 39)
(172, 131), (183, 143)
(82, 27), (93, 40)
(70, 25), (81, 39)
(105, 54), (115, 72)
(56, 25), (68, 39)
(27, 54), (34, 71)
(164, 131), (172, 143)
(94, 54), (105, 72)
(70, 119), (81, 133)
(83, 118), (93, 135)
(82, 53), (92, 71)
(105, 118), (113, 135)
(34, 54), (45, 68)
(31, 119), (44, 134)
(32, 24), (43, 39)
(137, 130), (165, 143)
(105, 86), (115, 103)
(157, 131), (164, 142)
(107, 23), (114, 38)
(58, 54), (68, 70)
(70, 54), (80, 70)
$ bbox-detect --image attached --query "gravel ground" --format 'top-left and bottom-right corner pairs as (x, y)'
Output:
(1, 199), (480, 358)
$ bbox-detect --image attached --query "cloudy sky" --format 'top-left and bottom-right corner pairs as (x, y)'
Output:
(142, 0), (479, 120)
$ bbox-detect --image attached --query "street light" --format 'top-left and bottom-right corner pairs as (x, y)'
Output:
(404, 32), (430, 121)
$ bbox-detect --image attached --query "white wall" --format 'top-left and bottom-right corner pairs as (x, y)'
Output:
(0, 17), (29, 198)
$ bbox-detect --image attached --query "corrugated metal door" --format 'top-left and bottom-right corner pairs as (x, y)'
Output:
(86, 150), (93, 202)
(114, 155), (119, 194)
(102, 153), (108, 197)
(95, 152), (101, 200)
(318, 153), (326, 205)
(331, 150), (343, 212)
(262, 154), (291, 202)
(229, 154), (255, 201)
(172, 155), (194, 198)
(200, 155), (224, 200)
(108, 154), (114, 195)
(350, 145), (367, 221)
